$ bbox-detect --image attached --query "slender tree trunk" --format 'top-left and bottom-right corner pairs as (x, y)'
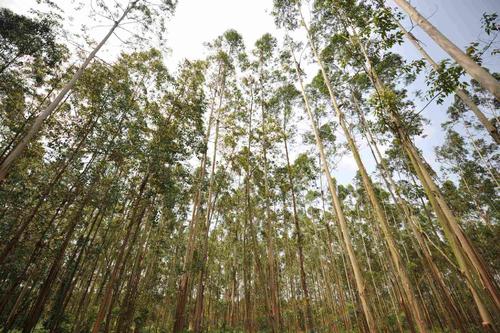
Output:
(289, 43), (377, 333)
(91, 172), (150, 333)
(353, 26), (499, 325)
(354, 98), (466, 332)
(173, 63), (225, 333)
(193, 114), (221, 333)
(282, 111), (314, 332)
(258, 62), (281, 333)
(244, 81), (275, 331)
(243, 92), (255, 333)
(402, 136), (497, 328)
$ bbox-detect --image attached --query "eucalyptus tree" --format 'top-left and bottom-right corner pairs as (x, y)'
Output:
(269, 80), (315, 331)
(0, 48), (205, 332)
(353, 93), (468, 332)
(252, 33), (283, 332)
(172, 29), (245, 333)
(1, 1), (499, 332)
(2, 53), (139, 329)
(436, 129), (499, 231)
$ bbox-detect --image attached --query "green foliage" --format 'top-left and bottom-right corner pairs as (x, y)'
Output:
(0, 8), (67, 71)
(481, 12), (499, 35)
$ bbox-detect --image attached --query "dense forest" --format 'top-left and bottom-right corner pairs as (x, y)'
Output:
(0, 0), (499, 332)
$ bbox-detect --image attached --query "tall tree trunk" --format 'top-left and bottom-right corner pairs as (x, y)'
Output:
(259, 62), (281, 333)
(243, 90), (256, 333)
(173, 63), (225, 333)
(352, 26), (500, 327)
(401, 136), (497, 328)
(193, 114), (221, 333)
(393, 0), (500, 100)
(243, 81), (275, 331)
(354, 98), (467, 332)
(282, 110), (314, 332)
(288, 43), (378, 333)
(91, 172), (150, 333)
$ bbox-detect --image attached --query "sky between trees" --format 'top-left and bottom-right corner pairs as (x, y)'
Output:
(5, 0), (498, 183)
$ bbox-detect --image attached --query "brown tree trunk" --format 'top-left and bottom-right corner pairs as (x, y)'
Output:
(173, 63), (225, 333)
(282, 110), (314, 332)
(91, 172), (150, 333)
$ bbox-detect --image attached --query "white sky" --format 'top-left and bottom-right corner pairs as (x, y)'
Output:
(2, 0), (499, 184)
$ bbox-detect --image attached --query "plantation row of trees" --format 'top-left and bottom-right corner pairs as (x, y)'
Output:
(0, 0), (498, 332)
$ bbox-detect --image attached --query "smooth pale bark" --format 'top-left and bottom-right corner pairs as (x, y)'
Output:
(289, 44), (377, 333)
(281, 226), (301, 331)
(299, 9), (428, 331)
(318, 165), (352, 330)
(243, 90), (255, 333)
(282, 112), (314, 332)
(407, 140), (495, 323)
(173, 65), (224, 333)
(193, 114), (221, 333)
(0, 0), (137, 181)
(358, 39), (497, 324)
(358, 99), (468, 330)
(258, 60), (282, 333)
(242, 81), (275, 331)
(393, 0), (500, 101)
(395, 20), (500, 144)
